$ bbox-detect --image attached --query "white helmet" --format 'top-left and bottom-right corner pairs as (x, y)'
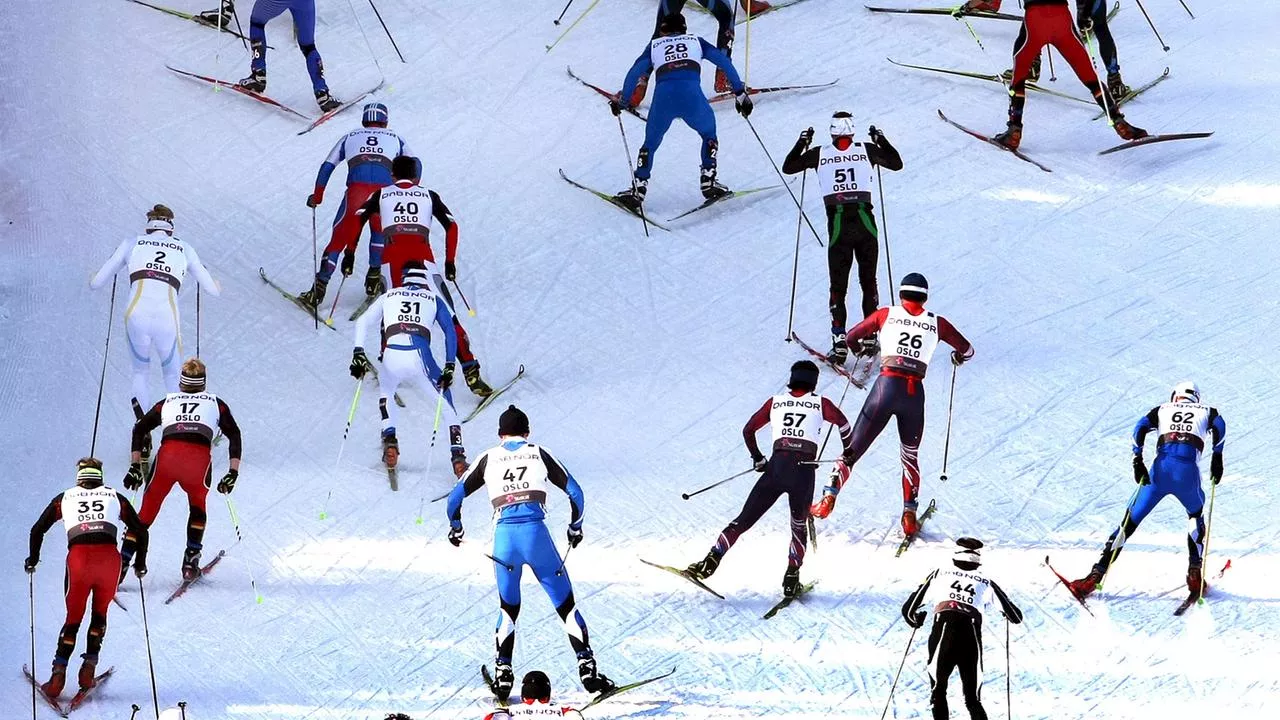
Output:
(158, 707), (188, 720)
(1171, 380), (1200, 404)
(830, 111), (856, 138)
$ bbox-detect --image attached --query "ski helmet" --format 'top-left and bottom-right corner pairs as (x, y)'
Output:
(830, 111), (856, 138)
(899, 272), (929, 302)
(362, 102), (389, 127)
(1171, 380), (1200, 404)
(952, 537), (983, 570)
(145, 203), (175, 234)
(499, 405), (531, 436)
(658, 12), (687, 34)
(392, 155), (422, 182)
(401, 259), (430, 286)
(520, 670), (552, 702)
(179, 357), (207, 392)
(75, 457), (105, 489)
(788, 360), (820, 392)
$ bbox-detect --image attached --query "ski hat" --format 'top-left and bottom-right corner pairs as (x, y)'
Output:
(75, 457), (105, 488)
(830, 111), (856, 138)
(401, 259), (430, 286)
(659, 12), (686, 34)
(953, 537), (983, 569)
(788, 360), (820, 392)
(145, 203), (174, 234)
(900, 272), (929, 301)
(392, 155), (422, 182)
(362, 102), (389, 127)
(499, 405), (531, 436)
(157, 707), (188, 720)
(179, 357), (207, 392)
(1171, 380), (1200, 404)
(521, 670), (552, 702)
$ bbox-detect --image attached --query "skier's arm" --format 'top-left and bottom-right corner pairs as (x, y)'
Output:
(118, 493), (149, 564)
(700, 39), (745, 93)
(130, 402), (165, 459)
(216, 399), (243, 468)
(446, 455), (490, 527)
(781, 145), (820, 175)
(314, 137), (346, 191)
(1209, 408), (1226, 454)
(741, 397), (773, 462)
(821, 398), (855, 454)
(937, 315), (974, 361)
(900, 570), (938, 626)
(429, 190), (460, 265)
(1131, 407), (1160, 456)
(845, 307), (889, 343)
(990, 580), (1023, 624)
(353, 295), (386, 349)
(90, 239), (132, 289)
(619, 50), (655, 106)
(183, 241), (221, 296)
(867, 134), (904, 171)
(435, 296), (458, 364)
(543, 449), (585, 528)
(27, 495), (62, 562)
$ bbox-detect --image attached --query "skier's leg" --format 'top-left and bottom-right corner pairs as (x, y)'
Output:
(1168, 460), (1208, 568)
(782, 456), (817, 568)
(248, 0), (289, 75)
(57, 549), (91, 666)
(1006, 10), (1051, 131)
(529, 523), (592, 655)
(492, 524), (525, 664)
(895, 379), (926, 509)
(832, 378), (896, 491)
(637, 90), (679, 181)
(826, 216), (854, 337)
(852, 209), (881, 319)
(124, 312), (153, 409)
(926, 618), (951, 720)
(1086, 0), (1120, 75)
(958, 619), (988, 720)
(177, 453), (212, 554)
(683, 95), (720, 173)
(1094, 479), (1165, 573)
(714, 468), (785, 557)
(315, 194), (353, 286)
(288, 0), (329, 94)
(407, 340), (465, 464)
(156, 305), (181, 394)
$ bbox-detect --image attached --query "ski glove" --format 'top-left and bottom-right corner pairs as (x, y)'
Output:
(869, 125), (885, 143)
(438, 362), (455, 391)
(365, 267), (384, 296)
(1133, 455), (1150, 485)
(609, 98), (624, 116)
(951, 350), (969, 366)
(341, 249), (356, 277)
(445, 261), (457, 281)
(907, 610), (926, 628)
(841, 449), (856, 466)
(350, 348), (372, 379)
(307, 189), (323, 208)
(1211, 452), (1223, 485)
(799, 127), (815, 147)
(123, 462), (145, 491)
(216, 468), (238, 494)
(567, 525), (584, 549)
(753, 456), (769, 473)
(735, 92), (754, 118)
(24, 556), (37, 573)
(448, 526), (465, 547)
(133, 559), (148, 578)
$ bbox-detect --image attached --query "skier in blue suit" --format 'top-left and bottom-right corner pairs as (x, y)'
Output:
(446, 406), (615, 703)
(233, 0), (340, 111)
(1069, 381), (1227, 600)
(610, 12), (753, 210)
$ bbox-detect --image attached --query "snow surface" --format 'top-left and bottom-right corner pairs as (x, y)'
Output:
(2, 0), (1279, 718)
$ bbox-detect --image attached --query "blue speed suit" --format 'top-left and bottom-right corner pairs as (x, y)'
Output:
(1092, 398), (1226, 575)
(619, 31), (744, 180)
(447, 438), (596, 666)
(249, 0), (329, 94)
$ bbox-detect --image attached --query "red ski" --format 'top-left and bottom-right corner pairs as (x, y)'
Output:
(166, 65), (311, 121)
(566, 67), (648, 121)
(64, 667), (115, 715)
(164, 549), (227, 604)
(1098, 131), (1213, 155)
(297, 81), (385, 135)
(22, 665), (64, 714)
(938, 109), (1053, 172)
(790, 332), (875, 388)
(708, 79), (838, 105)
(1044, 556), (1095, 617)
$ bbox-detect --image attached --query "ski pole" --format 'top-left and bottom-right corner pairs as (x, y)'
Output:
(366, 0), (406, 63)
(1083, 30), (1120, 125)
(89, 276), (118, 457)
(743, 117), (823, 246)
(228, 2), (249, 51)
(130, 705), (141, 720)
(1046, 47), (1057, 81)
(784, 168), (807, 340)
(1178, 0), (1195, 19)
(939, 363), (957, 481)
(196, 286), (202, 357)
(310, 207), (319, 330)
(744, 0), (754, 87)
(1006, 617), (1012, 719)
(451, 280), (476, 317)
(956, 16), (1008, 89)
(1197, 481), (1217, 604)
(1132, 0), (1170, 51)
(324, 275), (346, 327)
(615, 113), (650, 238)
(545, 0), (600, 52)
(225, 496), (264, 603)
(415, 391), (447, 524)
(553, 0), (576, 24)
(28, 571), (36, 720)
(875, 165), (894, 298)
(554, 543), (573, 578)
(880, 624), (918, 720)
(485, 552), (515, 572)
(138, 576), (161, 719)
(335, 379), (364, 468)
(179, 701), (188, 720)
(681, 467), (755, 500)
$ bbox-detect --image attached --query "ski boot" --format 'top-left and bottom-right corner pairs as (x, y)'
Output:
(491, 661), (514, 702)
(463, 364), (494, 398)
(181, 547), (202, 582)
(901, 504), (920, 537)
(1107, 70), (1131, 99)
(41, 662), (67, 699)
(993, 121), (1023, 151)
(613, 178), (648, 212)
(810, 487), (838, 519)
(628, 71), (650, 108)
(297, 279), (327, 309)
(685, 549), (722, 580)
(1001, 55), (1040, 84)
(1187, 565), (1207, 599)
(364, 268), (384, 297)
(827, 334), (849, 365)
(194, 0), (236, 28)
(315, 90), (342, 113)
(958, 0), (1001, 15)
(237, 68), (266, 94)
(782, 565), (801, 598)
(382, 430), (399, 469)
(741, 0), (772, 14)
(77, 654), (98, 690)
(451, 448), (469, 478)
(1068, 567), (1104, 600)
(700, 168), (731, 201)
(577, 652), (617, 695)
(1113, 115), (1149, 142)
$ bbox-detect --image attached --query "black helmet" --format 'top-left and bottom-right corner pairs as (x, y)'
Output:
(499, 405), (531, 436)
(658, 12), (686, 34)
(392, 155), (421, 182)
(899, 272), (929, 303)
(788, 360), (820, 392)
(521, 670), (551, 702)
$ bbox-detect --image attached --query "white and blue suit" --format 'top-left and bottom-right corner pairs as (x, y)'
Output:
(446, 438), (595, 666)
(249, 0), (329, 94)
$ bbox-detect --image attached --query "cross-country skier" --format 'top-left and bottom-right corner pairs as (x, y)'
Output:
(236, 0), (340, 110)
(300, 103), (412, 307)
(353, 155), (494, 397)
(483, 670), (583, 718)
(1077, 0), (1131, 96)
(609, 12), (753, 209)
(1068, 381), (1226, 600)
(685, 361), (854, 597)
(351, 260), (468, 475)
(446, 406), (616, 702)
(901, 538), (1023, 720)
(954, 0), (1146, 149)
(782, 112), (904, 363)
(809, 273), (973, 538)
(627, 0), (772, 105)
(91, 204), (220, 470)
(120, 358), (243, 582)
(26, 458), (149, 699)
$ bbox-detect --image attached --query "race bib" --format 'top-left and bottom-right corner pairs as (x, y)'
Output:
(127, 235), (188, 290)
(161, 392), (220, 441)
(484, 445), (551, 510)
(61, 487), (121, 542)
(879, 306), (940, 375)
